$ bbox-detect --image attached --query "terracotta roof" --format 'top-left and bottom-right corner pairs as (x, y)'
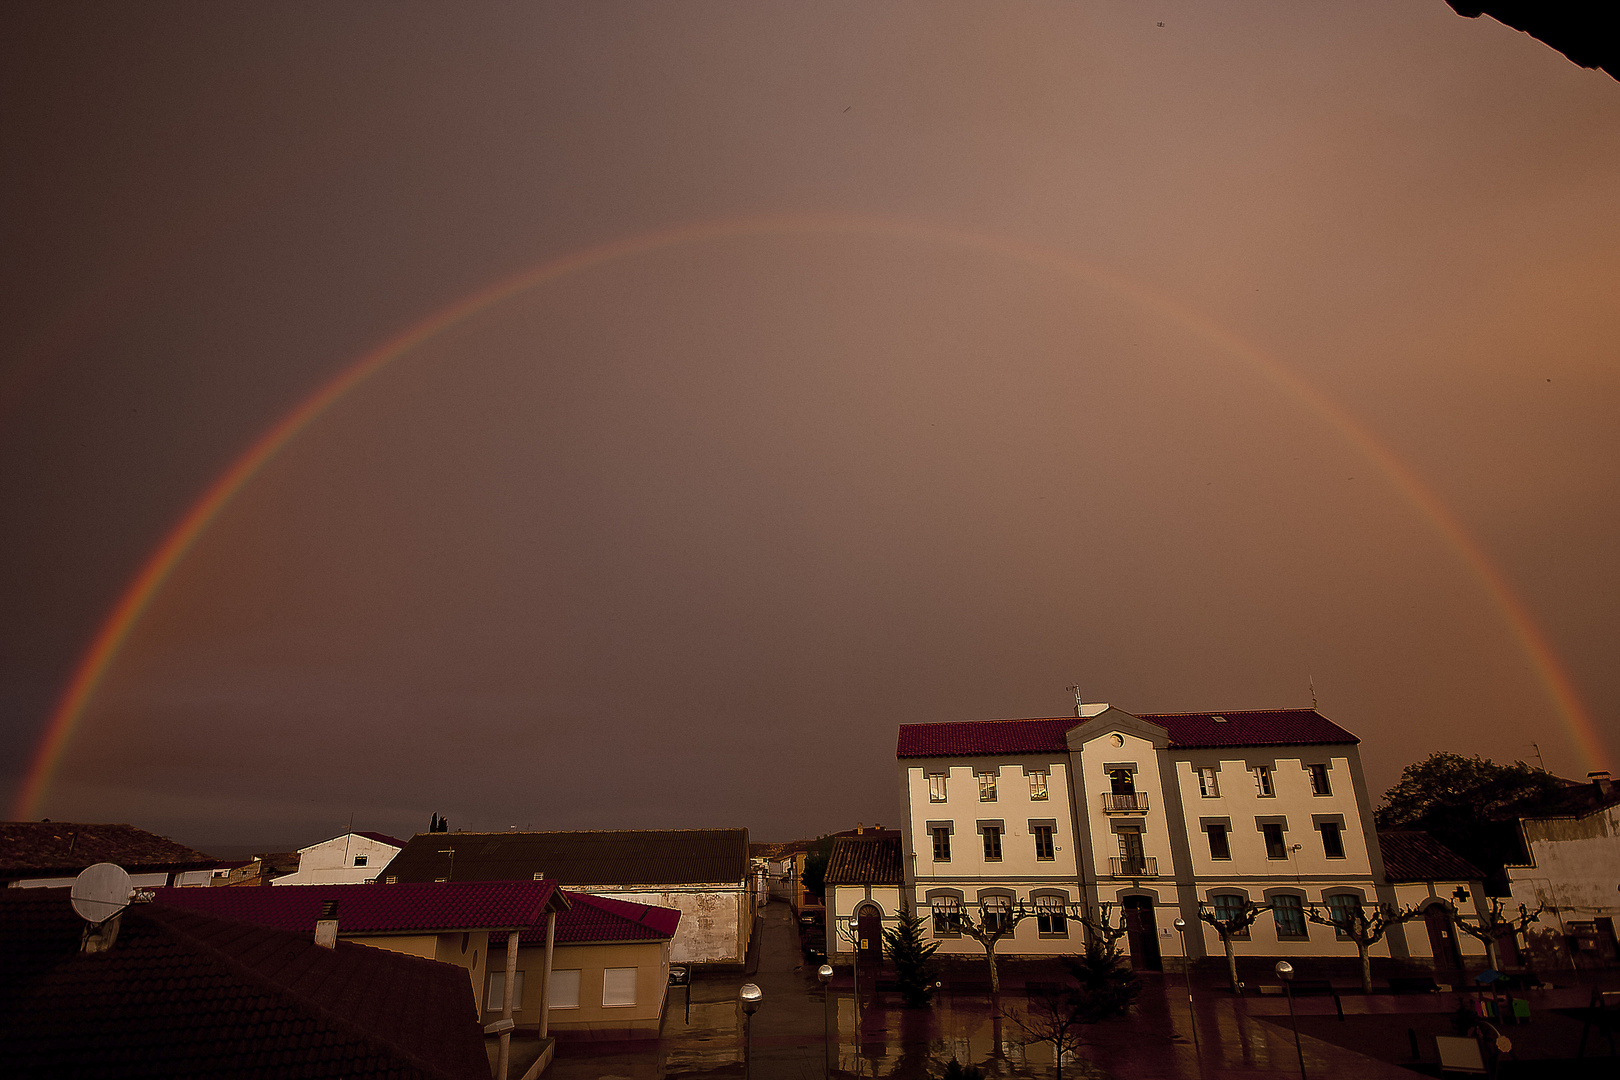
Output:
(0, 889), (489, 1079)
(510, 891), (680, 947)
(824, 835), (904, 887)
(896, 709), (1357, 758)
(151, 879), (566, 934)
(353, 831), (407, 849)
(1377, 830), (1486, 883)
(0, 822), (216, 879)
(382, 829), (751, 886)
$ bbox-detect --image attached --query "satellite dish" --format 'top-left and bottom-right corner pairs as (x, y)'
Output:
(71, 863), (133, 924)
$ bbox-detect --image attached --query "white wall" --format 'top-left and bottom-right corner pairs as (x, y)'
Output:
(273, 833), (402, 886)
(574, 884), (748, 965)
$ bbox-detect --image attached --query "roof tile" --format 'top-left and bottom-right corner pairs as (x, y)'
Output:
(896, 709), (1357, 757)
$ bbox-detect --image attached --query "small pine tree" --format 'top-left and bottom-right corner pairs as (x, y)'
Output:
(940, 1058), (983, 1080)
(883, 910), (942, 1007)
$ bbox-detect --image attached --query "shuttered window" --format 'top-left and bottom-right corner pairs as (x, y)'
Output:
(602, 967), (637, 1007)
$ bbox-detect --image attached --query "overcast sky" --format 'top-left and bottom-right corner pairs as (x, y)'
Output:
(3, 2), (1616, 852)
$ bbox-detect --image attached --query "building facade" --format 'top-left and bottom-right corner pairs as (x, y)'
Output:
(272, 831), (405, 886)
(897, 704), (1423, 970)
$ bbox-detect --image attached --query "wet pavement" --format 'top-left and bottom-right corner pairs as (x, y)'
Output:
(539, 901), (1618, 1079)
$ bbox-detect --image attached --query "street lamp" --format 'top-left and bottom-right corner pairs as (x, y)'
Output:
(740, 982), (763, 1080)
(818, 963), (835, 1080)
(1275, 961), (1306, 1080)
(1173, 917), (1199, 1052)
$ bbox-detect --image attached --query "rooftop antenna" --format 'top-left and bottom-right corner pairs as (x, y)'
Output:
(439, 844), (455, 882)
(1529, 742), (1546, 772)
(71, 862), (133, 953)
(1309, 676), (1317, 710)
(1066, 684), (1084, 718)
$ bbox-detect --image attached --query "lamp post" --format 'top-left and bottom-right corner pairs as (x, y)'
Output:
(1173, 917), (1199, 1052)
(818, 963), (835, 1080)
(1275, 961), (1306, 1080)
(740, 983), (763, 1080)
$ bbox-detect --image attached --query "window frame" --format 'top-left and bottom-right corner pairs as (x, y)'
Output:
(1254, 765), (1275, 797)
(1323, 892), (1363, 940)
(1308, 763), (1331, 796)
(1262, 822), (1287, 860)
(1269, 892), (1309, 940)
(1206, 822), (1231, 861)
(978, 771), (998, 803)
(548, 968), (582, 1010)
(1032, 891), (1069, 937)
(1027, 769), (1049, 801)
(927, 772), (948, 803)
(1032, 824), (1055, 861)
(931, 826), (952, 861)
(486, 970), (527, 1012)
(1319, 821), (1346, 859)
(1198, 766), (1220, 798)
(982, 825), (1003, 861)
(1210, 892), (1251, 939)
(928, 892), (963, 937)
(602, 966), (638, 1007)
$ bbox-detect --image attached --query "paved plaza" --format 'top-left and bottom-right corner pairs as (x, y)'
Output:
(529, 901), (1617, 1079)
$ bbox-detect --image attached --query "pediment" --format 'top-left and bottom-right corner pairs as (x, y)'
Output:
(1063, 707), (1170, 752)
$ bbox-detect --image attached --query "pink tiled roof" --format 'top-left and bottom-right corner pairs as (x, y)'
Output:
(896, 709), (1357, 758)
(151, 879), (565, 935)
(515, 891), (680, 947)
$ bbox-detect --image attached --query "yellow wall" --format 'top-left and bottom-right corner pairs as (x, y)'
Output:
(483, 939), (671, 1036)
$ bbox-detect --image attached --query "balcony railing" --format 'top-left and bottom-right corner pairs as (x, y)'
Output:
(1101, 792), (1149, 813)
(1109, 856), (1158, 878)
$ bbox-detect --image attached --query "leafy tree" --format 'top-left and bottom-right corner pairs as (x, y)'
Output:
(1376, 753), (1565, 889)
(883, 910), (942, 1007)
(1008, 941), (1137, 1080)
(1196, 899), (1273, 994)
(1305, 899), (1422, 994)
(944, 901), (1033, 994)
(801, 835), (834, 900)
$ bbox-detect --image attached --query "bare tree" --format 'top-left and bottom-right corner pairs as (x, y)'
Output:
(1304, 900), (1422, 994)
(1073, 902), (1131, 960)
(1451, 897), (1548, 971)
(1196, 899), (1274, 994)
(1005, 940), (1139, 1080)
(945, 901), (1034, 994)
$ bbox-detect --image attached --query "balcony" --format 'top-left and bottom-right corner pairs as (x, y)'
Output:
(1109, 856), (1158, 878)
(1100, 792), (1149, 814)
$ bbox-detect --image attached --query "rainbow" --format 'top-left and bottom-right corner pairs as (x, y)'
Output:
(12, 213), (1610, 819)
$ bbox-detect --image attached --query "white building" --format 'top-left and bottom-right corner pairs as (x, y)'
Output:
(271, 830), (406, 886)
(1503, 772), (1620, 966)
(896, 704), (1424, 970)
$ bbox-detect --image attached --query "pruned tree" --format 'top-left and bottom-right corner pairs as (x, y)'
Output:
(1452, 897), (1548, 970)
(1305, 899), (1422, 994)
(1006, 940), (1138, 1080)
(1073, 902), (1131, 961)
(944, 901), (1033, 994)
(1197, 899), (1274, 994)
(883, 909), (942, 1007)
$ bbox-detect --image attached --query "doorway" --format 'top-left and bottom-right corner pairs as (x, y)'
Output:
(856, 905), (884, 966)
(1424, 904), (1462, 969)
(1122, 895), (1162, 971)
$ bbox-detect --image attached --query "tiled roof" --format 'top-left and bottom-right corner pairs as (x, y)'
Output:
(381, 829), (751, 886)
(0, 822), (216, 878)
(354, 831), (407, 849)
(824, 834), (904, 886)
(1377, 830), (1486, 883)
(1141, 709), (1359, 748)
(897, 718), (1077, 758)
(896, 709), (1357, 758)
(510, 891), (680, 947)
(152, 879), (565, 934)
(0, 889), (489, 1079)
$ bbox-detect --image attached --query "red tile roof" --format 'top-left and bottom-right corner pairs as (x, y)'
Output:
(1377, 830), (1486, 883)
(512, 891), (680, 947)
(151, 879), (566, 935)
(896, 708), (1357, 758)
(824, 835), (905, 887)
(382, 829), (750, 886)
(0, 889), (489, 1079)
(0, 822), (216, 879)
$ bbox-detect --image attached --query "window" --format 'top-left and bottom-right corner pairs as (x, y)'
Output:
(548, 969), (581, 1010)
(1035, 895), (1067, 936)
(1272, 895), (1307, 939)
(1211, 893), (1250, 938)
(982, 826), (1002, 861)
(982, 895), (1012, 933)
(1308, 763), (1331, 796)
(1262, 823), (1287, 859)
(602, 967), (637, 1007)
(1116, 826), (1146, 875)
(1325, 894), (1361, 938)
(1320, 821), (1345, 859)
(1198, 767), (1220, 798)
(928, 773), (948, 803)
(486, 970), (526, 1011)
(1206, 823), (1231, 860)
(1254, 765), (1275, 797)
(978, 772), (998, 802)
(1028, 771), (1048, 801)
(1033, 825), (1055, 860)
(931, 896), (960, 935)
(931, 827), (951, 861)
(351, 854), (368, 867)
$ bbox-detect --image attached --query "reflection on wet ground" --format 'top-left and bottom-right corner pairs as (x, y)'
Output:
(544, 902), (1613, 1079)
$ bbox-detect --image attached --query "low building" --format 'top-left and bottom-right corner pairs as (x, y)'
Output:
(824, 830), (905, 966)
(1377, 829), (1491, 970)
(0, 821), (216, 888)
(485, 891), (681, 1041)
(1503, 771), (1620, 967)
(273, 830), (406, 886)
(383, 829), (754, 965)
(0, 889), (490, 1080)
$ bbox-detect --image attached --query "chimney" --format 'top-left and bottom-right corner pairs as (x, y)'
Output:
(1590, 771), (1613, 798)
(314, 900), (339, 949)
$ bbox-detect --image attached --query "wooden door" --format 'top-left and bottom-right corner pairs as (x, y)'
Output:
(1123, 896), (1162, 971)
(1425, 905), (1462, 968)
(857, 907), (883, 965)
